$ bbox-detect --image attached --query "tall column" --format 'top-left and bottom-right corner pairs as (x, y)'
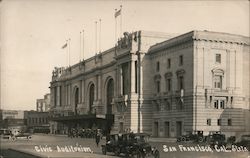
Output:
(120, 65), (123, 96)
(130, 60), (136, 94)
(82, 80), (85, 103)
(98, 75), (102, 100)
(80, 80), (82, 103)
(69, 84), (72, 106)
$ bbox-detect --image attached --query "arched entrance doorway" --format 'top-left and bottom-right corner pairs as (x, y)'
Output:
(106, 79), (114, 114)
(89, 84), (95, 114)
(74, 88), (79, 115)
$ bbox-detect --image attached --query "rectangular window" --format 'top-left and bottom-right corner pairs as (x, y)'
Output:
(214, 100), (218, 109)
(167, 58), (171, 68)
(179, 55), (183, 66)
(217, 119), (221, 126)
(178, 76), (184, 90)
(157, 81), (161, 93)
(167, 79), (171, 92)
(220, 100), (225, 109)
(216, 54), (221, 63)
(156, 61), (160, 72)
(207, 119), (211, 126)
(214, 75), (222, 89)
(228, 119), (232, 126)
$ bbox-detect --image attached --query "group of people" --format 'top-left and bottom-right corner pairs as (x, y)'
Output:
(68, 128), (103, 139)
(67, 128), (103, 147)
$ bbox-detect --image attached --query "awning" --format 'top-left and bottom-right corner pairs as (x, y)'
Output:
(50, 114), (114, 123)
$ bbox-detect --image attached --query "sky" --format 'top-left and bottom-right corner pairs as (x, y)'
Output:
(0, 0), (249, 110)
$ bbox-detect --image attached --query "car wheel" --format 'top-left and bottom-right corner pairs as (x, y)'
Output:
(11, 136), (16, 141)
(27, 136), (32, 140)
(114, 147), (120, 156)
(181, 137), (186, 142)
(198, 137), (203, 143)
(102, 147), (106, 155)
(153, 150), (160, 158)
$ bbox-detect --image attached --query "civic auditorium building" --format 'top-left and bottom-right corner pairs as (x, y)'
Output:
(49, 30), (250, 138)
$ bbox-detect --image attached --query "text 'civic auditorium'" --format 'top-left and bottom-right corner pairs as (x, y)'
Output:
(49, 30), (250, 138)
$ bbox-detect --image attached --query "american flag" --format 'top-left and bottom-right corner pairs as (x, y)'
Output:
(114, 8), (121, 18)
(61, 43), (67, 49)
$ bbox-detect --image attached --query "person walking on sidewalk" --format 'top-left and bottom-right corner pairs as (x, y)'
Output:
(95, 131), (101, 147)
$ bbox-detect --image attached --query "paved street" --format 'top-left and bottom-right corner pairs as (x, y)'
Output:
(0, 134), (249, 158)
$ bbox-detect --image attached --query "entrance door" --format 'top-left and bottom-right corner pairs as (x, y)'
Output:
(154, 122), (159, 137)
(89, 84), (95, 113)
(119, 122), (124, 133)
(106, 79), (114, 114)
(176, 121), (182, 137)
(164, 122), (170, 137)
(74, 88), (79, 115)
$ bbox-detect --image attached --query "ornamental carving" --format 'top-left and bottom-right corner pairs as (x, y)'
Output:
(176, 69), (185, 76)
(117, 32), (132, 49)
(165, 72), (173, 78)
(154, 74), (162, 81)
(211, 68), (224, 76)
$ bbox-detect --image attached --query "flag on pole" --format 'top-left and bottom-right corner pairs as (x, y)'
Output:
(61, 43), (67, 49)
(114, 8), (121, 18)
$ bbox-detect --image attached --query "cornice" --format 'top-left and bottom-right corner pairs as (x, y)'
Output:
(52, 61), (117, 83)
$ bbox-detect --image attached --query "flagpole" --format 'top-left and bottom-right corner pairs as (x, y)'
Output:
(99, 19), (102, 53)
(120, 5), (122, 37)
(82, 29), (84, 60)
(68, 38), (71, 67)
(95, 21), (97, 55)
(115, 9), (117, 45)
(80, 31), (82, 61)
(66, 39), (68, 67)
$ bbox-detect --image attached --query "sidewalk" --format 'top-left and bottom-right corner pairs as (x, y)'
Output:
(9, 148), (118, 158)
(150, 137), (177, 143)
(37, 133), (177, 143)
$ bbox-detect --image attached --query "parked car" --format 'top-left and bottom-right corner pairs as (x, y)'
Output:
(101, 133), (160, 158)
(0, 129), (10, 135)
(235, 135), (250, 150)
(206, 133), (226, 148)
(1, 129), (31, 141)
(177, 131), (204, 143)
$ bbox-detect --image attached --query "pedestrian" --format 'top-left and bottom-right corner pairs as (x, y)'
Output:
(95, 132), (101, 147)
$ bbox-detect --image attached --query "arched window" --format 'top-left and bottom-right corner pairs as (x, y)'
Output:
(107, 79), (114, 114)
(212, 69), (224, 90)
(74, 88), (79, 115)
(89, 84), (95, 114)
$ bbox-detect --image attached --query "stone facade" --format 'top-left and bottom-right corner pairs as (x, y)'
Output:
(36, 93), (51, 112)
(148, 31), (250, 138)
(49, 30), (250, 138)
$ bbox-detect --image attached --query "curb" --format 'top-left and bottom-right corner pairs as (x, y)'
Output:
(150, 138), (177, 143)
(8, 148), (44, 158)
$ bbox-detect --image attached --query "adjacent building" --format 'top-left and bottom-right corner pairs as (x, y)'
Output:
(36, 93), (51, 112)
(0, 108), (50, 134)
(0, 110), (27, 131)
(25, 111), (50, 133)
(49, 30), (250, 138)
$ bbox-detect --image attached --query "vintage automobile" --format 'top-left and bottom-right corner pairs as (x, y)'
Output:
(101, 133), (160, 158)
(0, 129), (10, 135)
(1, 129), (32, 141)
(177, 131), (204, 143)
(205, 132), (226, 148)
(235, 135), (250, 150)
